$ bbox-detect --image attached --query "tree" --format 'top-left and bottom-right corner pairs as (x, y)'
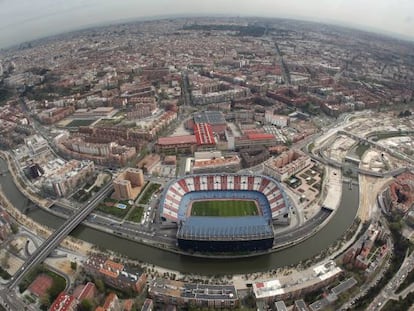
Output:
(79, 299), (94, 311)
(10, 222), (19, 234)
(70, 261), (77, 271)
(94, 278), (105, 293)
(39, 294), (51, 311)
(1, 252), (10, 269)
(242, 293), (256, 308)
(47, 276), (66, 302)
(8, 243), (20, 254)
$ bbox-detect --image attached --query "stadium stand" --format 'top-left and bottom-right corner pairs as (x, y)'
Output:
(159, 174), (290, 252)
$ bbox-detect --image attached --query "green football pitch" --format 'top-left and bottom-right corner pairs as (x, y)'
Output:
(191, 200), (259, 217)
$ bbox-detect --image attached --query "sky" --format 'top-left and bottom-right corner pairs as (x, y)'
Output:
(0, 0), (413, 49)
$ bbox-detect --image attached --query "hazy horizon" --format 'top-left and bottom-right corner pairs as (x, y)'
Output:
(1, 0), (414, 49)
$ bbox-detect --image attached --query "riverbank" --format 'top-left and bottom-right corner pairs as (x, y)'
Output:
(0, 189), (92, 256)
(0, 153), (360, 275)
(0, 151), (51, 209)
(0, 148), (344, 260)
(0, 150), (94, 257)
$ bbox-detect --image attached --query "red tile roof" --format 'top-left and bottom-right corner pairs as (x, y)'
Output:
(246, 133), (275, 140)
(49, 292), (76, 311)
(74, 282), (96, 301)
(103, 293), (118, 309)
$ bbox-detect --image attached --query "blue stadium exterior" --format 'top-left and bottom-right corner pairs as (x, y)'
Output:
(159, 174), (290, 253)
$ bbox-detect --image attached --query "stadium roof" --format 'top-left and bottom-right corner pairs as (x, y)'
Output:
(177, 216), (273, 240)
(194, 111), (226, 125)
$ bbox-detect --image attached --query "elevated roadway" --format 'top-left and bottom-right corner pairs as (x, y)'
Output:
(6, 182), (112, 290)
(305, 142), (409, 178)
(338, 130), (414, 166)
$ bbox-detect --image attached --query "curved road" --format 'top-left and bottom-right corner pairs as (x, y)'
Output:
(6, 182), (112, 290)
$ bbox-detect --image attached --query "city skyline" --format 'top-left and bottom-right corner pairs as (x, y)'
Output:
(1, 6), (414, 309)
(0, 0), (414, 49)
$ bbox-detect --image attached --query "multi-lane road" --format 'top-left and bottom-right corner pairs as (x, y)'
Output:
(6, 182), (113, 290)
(0, 183), (112, 310)
(367, 250), (414, 310)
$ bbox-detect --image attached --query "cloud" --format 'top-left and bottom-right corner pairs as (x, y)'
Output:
(0, 0), (414, 48)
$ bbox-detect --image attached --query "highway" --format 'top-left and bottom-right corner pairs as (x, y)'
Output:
(307, 142), (408, 178)
(338, 130), (414, 166)
(339, 229), (393, 310)
(6, 181), (113, 290)
(273, 208), (331, 246)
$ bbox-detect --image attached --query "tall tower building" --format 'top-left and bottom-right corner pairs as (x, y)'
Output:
(113, 168), (145, 200)
(125, 168), (145, 187)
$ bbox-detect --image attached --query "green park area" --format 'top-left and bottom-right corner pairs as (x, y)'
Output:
(97, 198), (132, 218)
(138, 183), (161, 205)
(191, 200), (258, 217)
(126, 205), (145, 223)
(65, 119), (96, 128)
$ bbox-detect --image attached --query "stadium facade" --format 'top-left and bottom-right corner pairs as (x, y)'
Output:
(159, 174), (290, 253)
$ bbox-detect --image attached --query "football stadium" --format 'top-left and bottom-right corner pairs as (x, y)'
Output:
(159, 174), (290, 253)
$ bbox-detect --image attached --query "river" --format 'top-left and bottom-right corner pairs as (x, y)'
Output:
(0, 158), (359, 275)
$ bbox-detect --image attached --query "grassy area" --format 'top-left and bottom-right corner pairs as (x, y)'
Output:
(191, 200), (258, 217)
(65, 119), (96, 128)
(126, 205), (145, 223)
(114, 111), (126, 118)
(138, 183), (161, 205)
(372, 132), (407, 141)
(355, 143), (370, 158)
(95, 118), (122, 126)
(382, 291), (414, 311)
(97, 198), (132, 218)
(0, 266), (11, 280)
(72, 189), (91, 202)
(24, 295), (36, 304)
(308, 142), (315, 153)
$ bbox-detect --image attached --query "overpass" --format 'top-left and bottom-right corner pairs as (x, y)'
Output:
(304, 145), (408, 178)
(54, 199), (77, 210)
(337, 130), (414, 166)
(6, 182), (113, 290)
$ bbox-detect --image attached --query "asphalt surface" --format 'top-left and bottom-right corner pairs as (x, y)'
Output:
(367, 250), (414, 310)
(272, 208), (331, 246)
